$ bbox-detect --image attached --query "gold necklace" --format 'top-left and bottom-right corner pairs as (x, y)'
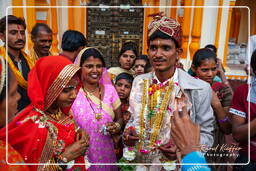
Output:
(47, 108), (63, 121)
(138, 80), (174, 150)
(83, 86), (103, 121)
(83, 85), (99, 94)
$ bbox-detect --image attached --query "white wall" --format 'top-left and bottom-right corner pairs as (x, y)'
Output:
(57, 0), (69, 51)
(200, 0), (218, 48)
(0, 0), (12, 19)
(216, 0), (230, 61)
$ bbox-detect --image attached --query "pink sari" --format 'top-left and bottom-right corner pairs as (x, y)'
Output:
(71, 84), (121, 171)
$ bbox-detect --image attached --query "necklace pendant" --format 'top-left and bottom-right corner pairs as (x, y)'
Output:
(95, 113), (102, 120)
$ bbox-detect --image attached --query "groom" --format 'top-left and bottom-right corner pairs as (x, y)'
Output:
(123, 14), (214, 170)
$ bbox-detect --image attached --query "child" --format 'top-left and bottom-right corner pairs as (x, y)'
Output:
(191, 48), (233, 171)
(133, 55), (151, 76)
(115, 72), (134, 125)
(114, 72), (134, 160)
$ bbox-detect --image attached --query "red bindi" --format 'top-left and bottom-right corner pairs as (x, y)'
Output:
(17, 25), (21, 30)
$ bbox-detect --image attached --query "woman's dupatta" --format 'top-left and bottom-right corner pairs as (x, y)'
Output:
(0, 56), (83, 171)
(74, 47), (119, 120)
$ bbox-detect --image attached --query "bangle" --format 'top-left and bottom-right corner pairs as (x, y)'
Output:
(58, 154), (68, 163)
(218, 116), (229, 123)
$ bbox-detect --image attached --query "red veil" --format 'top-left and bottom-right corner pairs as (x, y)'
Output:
(0, 56), (85, 170)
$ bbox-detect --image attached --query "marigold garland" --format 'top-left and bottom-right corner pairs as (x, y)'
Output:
(137, 79), (148, 151)
(137, 78), (174, 151)
(0, 46), (34, 89)
(149, 82), (173, 146)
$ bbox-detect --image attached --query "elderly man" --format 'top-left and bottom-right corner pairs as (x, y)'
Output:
(123, 14), (214, 170)
(30, 23), (56, 63)
(0, 15), (33, 111)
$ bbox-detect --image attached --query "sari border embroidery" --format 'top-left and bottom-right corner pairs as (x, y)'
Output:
(45, 64), (80, 110)
(38, 132), (55, 171)
(112, 98), (121, 111)
(35, 107), (73, 171)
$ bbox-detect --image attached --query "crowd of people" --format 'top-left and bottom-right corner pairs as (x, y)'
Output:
(0, 13), (255, 171)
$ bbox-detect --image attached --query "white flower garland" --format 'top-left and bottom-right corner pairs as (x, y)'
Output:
(123, 147), (136, 161)
(162, 160), (177, 171)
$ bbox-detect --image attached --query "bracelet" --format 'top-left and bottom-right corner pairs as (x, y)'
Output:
(218, 116), (229, 123)
(58, 154), (68, 163)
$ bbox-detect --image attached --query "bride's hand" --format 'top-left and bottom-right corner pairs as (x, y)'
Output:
(60, 137), (89, 162)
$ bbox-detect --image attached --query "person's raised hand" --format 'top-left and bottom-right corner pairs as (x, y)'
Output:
(211, 91), (222, 109)
(216, 58), (224, 74)
(170, 106), (201, 157)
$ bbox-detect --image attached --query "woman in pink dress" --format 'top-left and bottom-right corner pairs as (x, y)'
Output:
(72, 47), (123, 171)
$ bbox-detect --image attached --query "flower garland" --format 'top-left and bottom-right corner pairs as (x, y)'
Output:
(122, 141), (176, 171)
(0, 46), (34, 89)
(137, 78), (174, 153)
(122, 74), (177, 170)
(118, 146), (137, 171)
(148, 79), (171, 127)
(149, 81), (173, 146)
(137, 80), (148, 151)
